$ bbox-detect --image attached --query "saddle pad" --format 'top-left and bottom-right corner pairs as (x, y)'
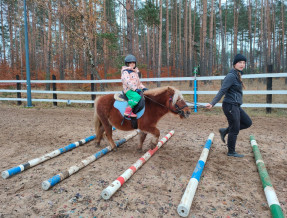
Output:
(114, 100), (145, 120)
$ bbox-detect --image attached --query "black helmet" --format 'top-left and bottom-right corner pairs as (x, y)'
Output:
(124, 54), (137, 65)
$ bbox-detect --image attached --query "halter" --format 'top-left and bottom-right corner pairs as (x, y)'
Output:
(168, 97), (189, 116)
(143, 94), (188, 116)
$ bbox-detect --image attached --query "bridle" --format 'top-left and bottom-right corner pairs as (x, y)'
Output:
(143, 94), (188, 116)
(168, 97), (189, 116)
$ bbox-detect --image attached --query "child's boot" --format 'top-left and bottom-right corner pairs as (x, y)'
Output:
(124, 106), (137, 117)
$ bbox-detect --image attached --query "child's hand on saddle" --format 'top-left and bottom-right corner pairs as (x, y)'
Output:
(135, 89), (142, 94)
(142, 88), (148, 92)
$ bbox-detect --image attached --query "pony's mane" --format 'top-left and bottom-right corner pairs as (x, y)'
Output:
(145, 86), (183, 105)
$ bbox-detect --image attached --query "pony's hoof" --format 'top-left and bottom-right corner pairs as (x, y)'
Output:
(112, 147), (117, 151)
(136, 148), (143, 153)
(95, 142), (101, 147)
(150, 144), (156, 150)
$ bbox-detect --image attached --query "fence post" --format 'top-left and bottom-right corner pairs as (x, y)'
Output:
(91, 74), (96, 108)
(16, 75), (22, 105)
(266, 65), (273, 114)
(193, 67), (198, 113)
(52, 75), (57, 106)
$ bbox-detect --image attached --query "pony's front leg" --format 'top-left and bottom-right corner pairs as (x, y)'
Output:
(148, 127), (160, 150)
(137, 131), (147, 151)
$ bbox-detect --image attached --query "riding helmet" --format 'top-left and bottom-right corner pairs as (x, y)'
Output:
(125, 54), (137, 66)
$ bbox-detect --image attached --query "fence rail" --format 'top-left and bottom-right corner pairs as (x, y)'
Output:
(1, 72), (287, 84)
(0, 73), (287, 109)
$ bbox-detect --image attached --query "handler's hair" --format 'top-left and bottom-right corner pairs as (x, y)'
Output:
(237, 71), (246, 89)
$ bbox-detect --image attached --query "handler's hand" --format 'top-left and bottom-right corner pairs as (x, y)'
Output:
(206, 103), (213, 109)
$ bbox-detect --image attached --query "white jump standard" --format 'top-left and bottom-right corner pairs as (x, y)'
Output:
(177, 133), (214, 217)
(101, 130), (175, 200)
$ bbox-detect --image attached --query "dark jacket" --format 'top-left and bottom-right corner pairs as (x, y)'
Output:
(210, 68), (243, 106)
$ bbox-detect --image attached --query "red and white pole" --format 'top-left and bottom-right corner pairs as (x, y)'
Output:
(101, 130), (175, 200)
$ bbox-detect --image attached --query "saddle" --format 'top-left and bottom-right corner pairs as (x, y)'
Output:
(113, 92), (145, 129)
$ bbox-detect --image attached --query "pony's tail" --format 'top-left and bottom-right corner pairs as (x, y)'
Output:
(94, 97), (102, 137)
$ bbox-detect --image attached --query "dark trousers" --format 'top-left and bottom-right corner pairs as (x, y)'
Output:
(222, 102), (252, 153)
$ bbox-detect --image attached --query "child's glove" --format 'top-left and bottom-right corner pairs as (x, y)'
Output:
(142, 88), (148, 92)
(135, 89), (142, 94)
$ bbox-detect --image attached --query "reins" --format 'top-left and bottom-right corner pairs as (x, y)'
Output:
(143, 94), (168, 109)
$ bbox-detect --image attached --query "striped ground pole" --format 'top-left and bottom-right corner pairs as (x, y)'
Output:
(101, 130), (175, 200)
(42, 130), (139, 190)
(250, 135), (284, 218)
(177, 133), (214, 217)
(2, 127), (116, 179)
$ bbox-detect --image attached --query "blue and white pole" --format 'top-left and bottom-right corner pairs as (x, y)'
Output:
(42, 130), (139, 190)
(1, 128), (115, 179)
(177, 133), (214, 217)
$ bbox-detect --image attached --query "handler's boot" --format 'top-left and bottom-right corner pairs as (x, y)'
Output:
(219, 127), (229, 143)
(124, 106), (137, 118)
(227, 151), (244, 158)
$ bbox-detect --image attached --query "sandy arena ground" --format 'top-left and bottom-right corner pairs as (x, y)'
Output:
(0, 103), (286, 218)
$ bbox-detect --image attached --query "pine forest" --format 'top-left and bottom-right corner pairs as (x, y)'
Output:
(0, 0), (286, 81)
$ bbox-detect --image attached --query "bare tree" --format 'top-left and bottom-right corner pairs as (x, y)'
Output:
(219, 0), (226, 74)
(233, 0), (239, 55)
(201, 0), (207, 76)
(7, 2), (15, 68)
(126, 0), (133, 54)
(281, 0), (285, 71)
(248, 0), (254, 71)
(183, 0), (188, 76)
(45, 0), (52, 90)
(166, 0), (169, 76)
(208, 0), (214, 76)
(157, 0), (162, 86)
(0, 0), (6, 62)
(188, 0), (193, 78)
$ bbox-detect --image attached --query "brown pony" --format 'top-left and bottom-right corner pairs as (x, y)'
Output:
(94, 86), (191, 151)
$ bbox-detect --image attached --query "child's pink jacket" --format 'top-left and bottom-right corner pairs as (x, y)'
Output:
(121, 66), (145, 93)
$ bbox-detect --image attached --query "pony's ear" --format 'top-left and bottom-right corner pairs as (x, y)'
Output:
(167, 87), (174, 94)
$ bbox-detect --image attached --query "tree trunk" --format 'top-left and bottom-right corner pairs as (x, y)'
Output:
(248, 0), (254, 71)
(208, 0), (214, 76)
(1, 0), (6, 61)
(178, 0), (182, 76)
(157, 0), (162, 86)
(253, 0), (257, 69)
(45, 0), (52, 90)
(166, 0), (169, 76)
(281, 0), (285, 71)
(266, 0), (271, 66)
(81, 0), (103, 90)
(183, 0), (188, 76)
(219, 0), (226, 75)
(259, 0), (263, 71)
(233, 0), (238, 56)
(193, 0), (197, 65)
(188, 0), (193, 85)
(7, 3), (14, 69)
(201, 0), (207, 76)
(126, 0), (133, 54)
(103, 0), (108, 80)
(173, 0), (177, 75)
